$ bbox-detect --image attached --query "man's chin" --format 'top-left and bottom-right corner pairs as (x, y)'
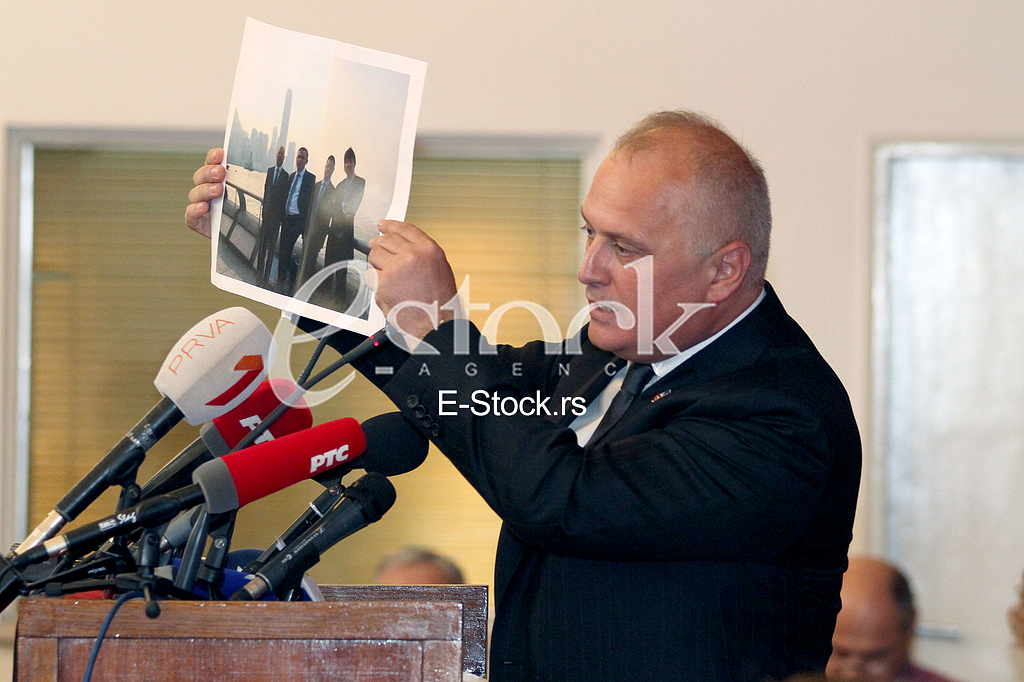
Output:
(587, 324), (631, 359)
(589, 326), (676, 363)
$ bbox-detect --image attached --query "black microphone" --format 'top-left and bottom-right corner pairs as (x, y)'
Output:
(12, 418), (370, 570)
(11, 486), (206, 570)
(14, 307), (273, 554)
(312, 411), (429, 483)
(241, 485), (343, 574)
(246, 412), (427, 572)
(230, 473), (396, 601)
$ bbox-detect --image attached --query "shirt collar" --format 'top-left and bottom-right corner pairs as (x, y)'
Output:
(650, 286), (766, 379)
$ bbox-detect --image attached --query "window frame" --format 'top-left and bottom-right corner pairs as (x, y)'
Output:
(0, 129), (597, 619)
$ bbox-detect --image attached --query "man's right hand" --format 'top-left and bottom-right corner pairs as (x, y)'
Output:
(185, 148), (226, 239)
(368, 219), (460, 344)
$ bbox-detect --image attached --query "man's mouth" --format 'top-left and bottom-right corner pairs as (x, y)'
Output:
(587, 299), (621, 320)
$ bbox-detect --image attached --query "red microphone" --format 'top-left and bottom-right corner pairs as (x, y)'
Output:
(193, 419), (368, 514)
(138, 379), (313, 501)
(201, 378), (312, 453)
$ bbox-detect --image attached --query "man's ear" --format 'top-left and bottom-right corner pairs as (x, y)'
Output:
(707, 240), (751, 302)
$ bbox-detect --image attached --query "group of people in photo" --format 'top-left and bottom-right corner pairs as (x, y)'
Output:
(253, 144), (365, 299)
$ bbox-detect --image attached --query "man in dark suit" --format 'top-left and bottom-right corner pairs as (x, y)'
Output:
(276, 146), (315, 294)
(254, 145), (289, 286)
(295, 154), (336, 293)
(186, 111), (861, 681)
(356, 110), (861, 681)
(324, 147), (365, 298)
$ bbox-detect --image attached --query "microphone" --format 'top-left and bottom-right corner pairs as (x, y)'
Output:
(171, 412), (366, 591)
(230, 472), (396, 601)
(193, 417), (367, 515)
(245, 411), (428, 572)
(11, 486), (205, 569)
(0, 556), (22, 614)
(163, 411), (426, 553)
(313, 411), (429, 482)
(167, 551), (317, 601)
(11, 418), (369, 569)
(138, 378), (312, 501)
(14, 307), (273, 554)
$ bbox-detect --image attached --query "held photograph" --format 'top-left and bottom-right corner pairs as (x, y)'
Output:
(209, 18), (427, 336)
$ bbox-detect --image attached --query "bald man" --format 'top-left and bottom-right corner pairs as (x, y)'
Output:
(827, 556), (961, 682)
(189, 111), (862, 682)
(373, 546), (466, 585)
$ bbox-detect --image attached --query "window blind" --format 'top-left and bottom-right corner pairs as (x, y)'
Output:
(29, 148), (582, 588)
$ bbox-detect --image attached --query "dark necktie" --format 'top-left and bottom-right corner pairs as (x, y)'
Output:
(287, 173), (301, 213)
(588, 362), (655, 445)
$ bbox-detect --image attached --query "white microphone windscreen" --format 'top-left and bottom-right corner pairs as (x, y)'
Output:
(154, 307), (275, 425)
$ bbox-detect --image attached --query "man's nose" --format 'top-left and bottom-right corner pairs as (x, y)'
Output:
(578, 241), (607, 286)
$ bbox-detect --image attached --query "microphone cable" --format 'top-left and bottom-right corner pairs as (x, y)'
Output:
(295, 332), (330, 386)
(230, 327), (388, 453)
(82, 590), (144, 682)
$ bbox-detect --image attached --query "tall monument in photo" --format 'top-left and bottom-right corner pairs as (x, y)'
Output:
(279, 88), (292, 171)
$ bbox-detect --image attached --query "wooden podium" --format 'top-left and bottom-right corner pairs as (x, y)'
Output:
(15, 585), (487, 681)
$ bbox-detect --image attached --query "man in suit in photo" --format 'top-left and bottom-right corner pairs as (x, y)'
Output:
(325, 147), (365, 297)
(295, 154), (336, 293)
(255, 145), (289, 286)
(276, 146), (315, 294)
(187, 110), (861, 681)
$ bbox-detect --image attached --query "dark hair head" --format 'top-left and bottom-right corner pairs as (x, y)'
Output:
(889, 565), (916, 634)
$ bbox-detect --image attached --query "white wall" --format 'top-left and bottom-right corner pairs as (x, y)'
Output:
(2, 0), (1023, 584)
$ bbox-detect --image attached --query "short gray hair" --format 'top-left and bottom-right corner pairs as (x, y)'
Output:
(614, 110), (771, 291)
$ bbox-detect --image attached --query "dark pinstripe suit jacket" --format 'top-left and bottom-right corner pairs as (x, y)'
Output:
(333, 282), (861, 682)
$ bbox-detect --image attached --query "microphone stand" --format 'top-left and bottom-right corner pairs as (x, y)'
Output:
(133, 527), (162, 617)
(116, 473), (142, 512)
(194, 513), (236, 599)
(172, 510), (236, 595)
(173, 510), (213, 592)
(39, 528), (194, 616)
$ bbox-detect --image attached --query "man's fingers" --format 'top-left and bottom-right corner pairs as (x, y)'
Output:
(377, 219), (431, 244)
(206, 148), (225, 165)
(185, 204), (212, 239)
(375, 220), (444, 255)
(192, 162), (225, 188)
(377, 219), (406, 234)
(184, 149), (225, 241)
(370, 231), (415, 257)
(363, 267), (379, 291)
(188, 181), (223, 205)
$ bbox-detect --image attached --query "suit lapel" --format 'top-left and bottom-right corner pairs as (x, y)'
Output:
(640, 285), (777, 392)
(546, 330), (622, 426)
(586, 284), (787, 446)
